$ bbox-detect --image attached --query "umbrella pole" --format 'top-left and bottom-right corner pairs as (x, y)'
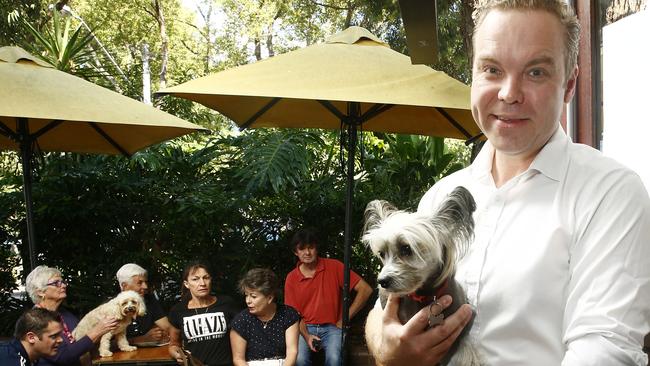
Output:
(18, 118), (37, 273)
(341, 103), (360, 366)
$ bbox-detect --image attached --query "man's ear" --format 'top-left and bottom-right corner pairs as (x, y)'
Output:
(25, 331), (39, 344)
(120, 283), (127, 291)
(564, 66), (579, 103)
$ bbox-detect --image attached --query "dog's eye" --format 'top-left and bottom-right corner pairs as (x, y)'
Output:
(399, 244), (412, 257)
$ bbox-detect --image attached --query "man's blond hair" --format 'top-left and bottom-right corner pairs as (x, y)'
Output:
(472, 0), (580, 81)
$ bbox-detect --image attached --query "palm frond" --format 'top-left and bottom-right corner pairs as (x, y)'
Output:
(20, 10), (109, 80)
(234, 130), (322, 193)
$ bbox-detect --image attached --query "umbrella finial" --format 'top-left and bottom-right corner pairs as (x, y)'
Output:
(326, 26), (388, 47)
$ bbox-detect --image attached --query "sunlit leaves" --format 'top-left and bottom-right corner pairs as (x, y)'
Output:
(20, 10), (105, 80)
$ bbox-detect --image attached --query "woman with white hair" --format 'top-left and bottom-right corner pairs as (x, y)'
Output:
(25, 265), (117, 366)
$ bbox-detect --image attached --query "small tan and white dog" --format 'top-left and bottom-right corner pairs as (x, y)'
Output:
(362, 186), (482, 366)
(72, 290), (146, 357)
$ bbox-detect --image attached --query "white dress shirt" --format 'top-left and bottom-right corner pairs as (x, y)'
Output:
(418, 127), (650, 365)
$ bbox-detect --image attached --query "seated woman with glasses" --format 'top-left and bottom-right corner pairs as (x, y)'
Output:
(25, 265), (118, 366)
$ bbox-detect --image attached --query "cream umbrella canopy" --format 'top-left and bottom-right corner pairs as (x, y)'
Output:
(0, 46), (207, 271)
(158, 26), (480, 359)
(158, 26), (479, 139)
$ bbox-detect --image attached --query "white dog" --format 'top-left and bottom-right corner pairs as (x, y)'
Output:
(73, 290), (146, 357)
(362, 186), (482, 366)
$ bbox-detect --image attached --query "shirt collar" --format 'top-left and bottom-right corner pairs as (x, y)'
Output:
(296, 257), (324, 279)
(470, 139), (495, 181)
(528, 126), (569, 182)
(470, 125), (569, 183)
(11, 338), (31, 366)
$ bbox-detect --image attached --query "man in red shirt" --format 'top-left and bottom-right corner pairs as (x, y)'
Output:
(284, 228), (373, 366)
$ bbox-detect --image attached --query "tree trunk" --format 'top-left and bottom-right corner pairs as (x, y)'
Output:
(266, 31), (275, 58)
(151, 0), (168, 90)
(254, 37), (262, 61)
(141, 43), (152, 105)
(344, 0), (354, 28)
(266, 6), (284, 59)
(459, 0), (477, 70)
(203, 0), (213, 72)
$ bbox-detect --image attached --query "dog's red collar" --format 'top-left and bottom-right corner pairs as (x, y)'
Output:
(407, 278), (449, 304)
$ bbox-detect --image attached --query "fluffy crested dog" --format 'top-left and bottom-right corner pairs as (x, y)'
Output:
(362, 186), (482, 366)
(72, 290), (146, 357)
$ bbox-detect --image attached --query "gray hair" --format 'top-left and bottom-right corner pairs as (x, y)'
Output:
(472, 0), (580, 81)
(116, 263), (147, 287)
(238, 268), (279, 300)
(25, 265), (62, 304)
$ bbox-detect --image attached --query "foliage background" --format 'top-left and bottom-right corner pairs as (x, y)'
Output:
(0, 0), (474, 336)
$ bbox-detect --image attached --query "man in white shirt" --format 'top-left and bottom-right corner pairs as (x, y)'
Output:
(367, 1), (650, 365)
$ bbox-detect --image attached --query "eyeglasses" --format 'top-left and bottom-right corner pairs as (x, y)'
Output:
(46, 280), (67, 288)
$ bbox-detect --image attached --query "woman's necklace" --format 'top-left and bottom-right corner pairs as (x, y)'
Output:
(190, 297), (215, 315)
(259, 311), (276, 329)
(194, 306), (210, 315)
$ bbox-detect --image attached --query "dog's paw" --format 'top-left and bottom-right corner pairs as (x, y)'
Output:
(99, 350), (113, 357)
(120, 345), (137, 352)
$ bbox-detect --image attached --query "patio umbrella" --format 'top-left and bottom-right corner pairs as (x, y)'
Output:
(158, 26), (480, 360)
(0, 46), (207, 272)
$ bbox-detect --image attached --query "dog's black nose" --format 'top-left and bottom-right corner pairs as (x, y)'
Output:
(378, 277), (392, 289)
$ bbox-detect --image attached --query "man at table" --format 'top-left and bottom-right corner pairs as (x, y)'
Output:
(116, 263), (177, 344)
(0, 308), (63, 366)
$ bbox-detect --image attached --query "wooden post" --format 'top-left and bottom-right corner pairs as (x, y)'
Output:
(574, 0), (602, 148)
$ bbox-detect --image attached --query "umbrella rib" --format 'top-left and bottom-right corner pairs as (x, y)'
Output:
(240, 97), (282, 130)
(317, 100), (347, 121)
(89, 122), (131, 157)
(32, 120), (64, 140)
(0, 120), (18, 140)
(435, 107), (472, 139)
(360, 104), (394, 123)
(464, 132), (485, 146)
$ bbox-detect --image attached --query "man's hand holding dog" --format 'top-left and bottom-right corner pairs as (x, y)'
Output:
(378, 294), (472, 366)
